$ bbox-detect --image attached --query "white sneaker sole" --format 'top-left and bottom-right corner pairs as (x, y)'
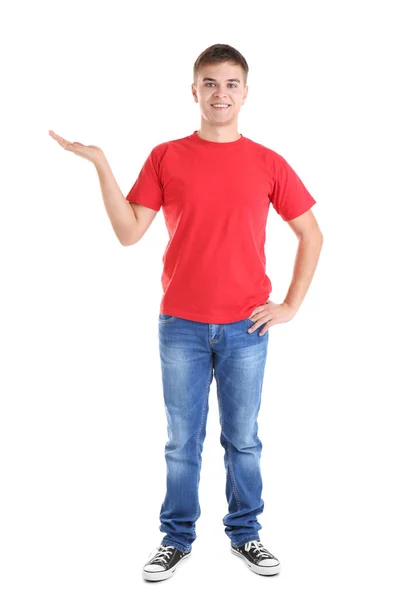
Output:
(231, 547), (281, 576)
(142, 551), (191, 581)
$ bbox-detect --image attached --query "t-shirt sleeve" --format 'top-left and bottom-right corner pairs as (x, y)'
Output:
(270, 154), (317, 221)
(125, 146), (163, 212)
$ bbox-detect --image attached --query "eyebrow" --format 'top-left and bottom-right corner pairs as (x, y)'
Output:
(202, 77), (241, 83)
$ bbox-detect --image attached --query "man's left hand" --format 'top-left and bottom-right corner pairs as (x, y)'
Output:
(248, 301), (298, 336)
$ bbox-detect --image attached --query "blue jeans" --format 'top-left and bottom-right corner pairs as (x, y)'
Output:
(157, 312), (270, 553)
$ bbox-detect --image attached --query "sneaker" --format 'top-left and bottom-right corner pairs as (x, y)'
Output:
(231, 539), (281, 576)
(142, 543), (191, 581)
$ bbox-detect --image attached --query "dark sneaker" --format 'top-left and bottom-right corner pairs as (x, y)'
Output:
(142, 543), (191, 581)
(231, 539), (280, 576)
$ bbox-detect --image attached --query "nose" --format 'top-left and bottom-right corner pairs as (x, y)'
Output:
(213, 86), (229, 98)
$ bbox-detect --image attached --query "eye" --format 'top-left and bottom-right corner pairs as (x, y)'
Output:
(205, 83), (237, 88)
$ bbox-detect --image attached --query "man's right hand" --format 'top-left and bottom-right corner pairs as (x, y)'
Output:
(48, 130), (104, 166)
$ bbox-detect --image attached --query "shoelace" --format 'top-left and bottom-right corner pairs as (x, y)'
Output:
(244, 540), (275, 559)
(151, 544), (176, 564)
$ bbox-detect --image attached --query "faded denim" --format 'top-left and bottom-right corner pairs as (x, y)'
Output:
(157, 311), (270, 553)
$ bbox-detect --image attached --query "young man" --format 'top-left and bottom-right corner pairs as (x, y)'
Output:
(49, 44), (323, 582)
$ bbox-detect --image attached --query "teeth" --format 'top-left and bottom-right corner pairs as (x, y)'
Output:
(212, 104), (230, 107)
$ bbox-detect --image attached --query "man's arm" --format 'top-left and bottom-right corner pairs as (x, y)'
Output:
(126, 202), (159, 245)
(95, 155), (159, 245)
(282, 209), (323, 312)
(95, 155), (141, 246)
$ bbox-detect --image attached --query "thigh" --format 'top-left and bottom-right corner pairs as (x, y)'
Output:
(213, 319), (269, 440)
(158, 314), (214, 437)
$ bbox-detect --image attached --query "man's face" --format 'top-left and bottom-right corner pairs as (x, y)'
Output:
(192, 62), (248, 125)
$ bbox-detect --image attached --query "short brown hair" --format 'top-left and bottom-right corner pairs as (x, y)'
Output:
(193, 44), (249, 85)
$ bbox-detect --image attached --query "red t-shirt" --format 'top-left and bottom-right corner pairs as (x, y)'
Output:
(126, 130), (316, 324)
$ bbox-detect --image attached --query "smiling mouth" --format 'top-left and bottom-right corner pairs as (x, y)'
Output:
(211, 104), (231, 109)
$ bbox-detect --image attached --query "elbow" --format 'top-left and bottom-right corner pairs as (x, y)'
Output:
(119, 234), (140, 246)
(120, 238), (136, 247)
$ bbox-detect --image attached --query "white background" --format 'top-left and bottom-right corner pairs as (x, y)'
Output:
(1, 0), (393, 597)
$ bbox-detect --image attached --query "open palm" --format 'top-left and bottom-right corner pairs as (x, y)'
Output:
(48, 130), (103, 165)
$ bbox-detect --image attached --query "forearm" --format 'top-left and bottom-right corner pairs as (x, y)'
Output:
(95, 154), (138, 245)
(283, 233), (323, 311)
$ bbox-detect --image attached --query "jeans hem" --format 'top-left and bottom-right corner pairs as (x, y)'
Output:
(230, 534), (261, 548)
(160, 537), (192, 553)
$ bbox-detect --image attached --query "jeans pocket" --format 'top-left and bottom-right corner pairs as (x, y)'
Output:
(158, 313), (176, 324)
